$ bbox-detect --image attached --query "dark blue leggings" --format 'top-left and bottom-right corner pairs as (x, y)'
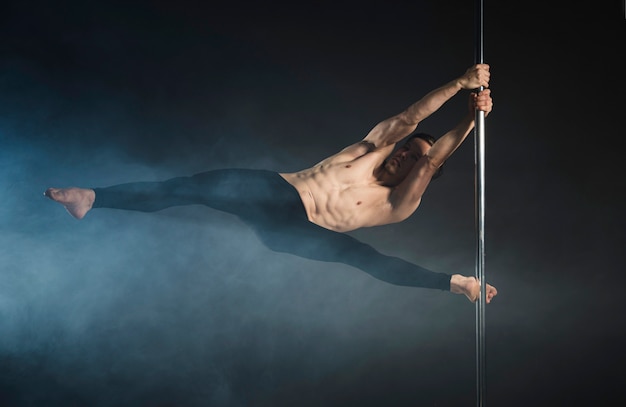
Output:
(93, 169), (451, 290)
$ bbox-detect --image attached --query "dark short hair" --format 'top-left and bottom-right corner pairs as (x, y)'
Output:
(405, 132), (443, 179)
(408, 132), (437, 146)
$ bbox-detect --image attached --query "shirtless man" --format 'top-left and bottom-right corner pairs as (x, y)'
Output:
(45, 64), (497, 303)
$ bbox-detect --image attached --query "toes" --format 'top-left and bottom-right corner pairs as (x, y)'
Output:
(44, 188), (55, 199)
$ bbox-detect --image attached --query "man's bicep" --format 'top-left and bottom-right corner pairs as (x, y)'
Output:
(363, 114), (415, 148)
(388, 163), (435, 215)
(426, 118), (474, 168)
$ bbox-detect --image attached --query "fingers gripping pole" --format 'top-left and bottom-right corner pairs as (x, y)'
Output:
(474, 0), (487, 406)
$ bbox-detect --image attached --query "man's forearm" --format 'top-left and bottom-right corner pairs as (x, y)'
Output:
(363, 78), (465, 149)
(399, 64), (489, 126)
(427, 113), (474, 168)
(400, 79), (464, 125)
(363, 65), (486, 148)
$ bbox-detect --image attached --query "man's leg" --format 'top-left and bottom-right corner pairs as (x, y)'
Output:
(45, 169), (284, 219)
(246, 214), (452, 291)
(254, 220), (496, 301)
(45, 170), (496, 301)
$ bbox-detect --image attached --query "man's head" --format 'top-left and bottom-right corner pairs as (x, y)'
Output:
(383, 133), (444, 181)
(409, 132), (437, 147)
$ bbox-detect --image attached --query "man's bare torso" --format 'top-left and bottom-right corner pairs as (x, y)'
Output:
(280, 142), (420, 232)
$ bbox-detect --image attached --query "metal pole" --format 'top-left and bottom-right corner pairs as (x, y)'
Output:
(474, 0), (486, 406)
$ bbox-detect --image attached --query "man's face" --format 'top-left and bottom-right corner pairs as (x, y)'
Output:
(384, 137), (431, 179)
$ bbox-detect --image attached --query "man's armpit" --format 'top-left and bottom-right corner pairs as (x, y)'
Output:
(358, 140), (376, 152)
(336, 141), (376, 158)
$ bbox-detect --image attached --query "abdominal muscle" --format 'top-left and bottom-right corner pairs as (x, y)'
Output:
(280, 159), (393, 233)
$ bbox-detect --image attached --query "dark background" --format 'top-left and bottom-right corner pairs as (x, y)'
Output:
(1, 1), (624, 406)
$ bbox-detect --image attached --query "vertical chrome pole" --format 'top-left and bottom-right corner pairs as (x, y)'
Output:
(474, 0), (486, 406)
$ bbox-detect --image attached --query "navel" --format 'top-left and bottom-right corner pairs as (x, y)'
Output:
(356, 201), (362, 205)
(345, 165), (352, 168)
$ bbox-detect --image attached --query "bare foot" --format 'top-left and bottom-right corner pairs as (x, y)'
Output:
(450, 274), (497, 304)
(44, 187), (95, 219)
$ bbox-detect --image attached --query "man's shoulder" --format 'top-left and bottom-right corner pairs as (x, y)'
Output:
(340, 140), (376, 157)
(343, 140), (394, 160)
(314, 140), (393, 170)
